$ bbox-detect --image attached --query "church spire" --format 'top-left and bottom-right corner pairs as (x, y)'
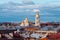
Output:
(20, 21), (25, 26)
(24, 16), (29, 26)
(35, 11), (40, 27)
(20, 16), (29, 27)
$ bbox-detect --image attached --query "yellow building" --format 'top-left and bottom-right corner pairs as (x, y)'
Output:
(35, 11), (40, 27)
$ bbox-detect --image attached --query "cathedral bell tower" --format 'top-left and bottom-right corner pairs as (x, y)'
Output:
(35, 11), (40, 27)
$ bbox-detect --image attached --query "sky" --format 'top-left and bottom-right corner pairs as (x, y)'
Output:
(0, 0), (60, 4)
(0, 0), (60, 22)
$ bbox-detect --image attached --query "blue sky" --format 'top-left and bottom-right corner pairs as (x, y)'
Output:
(0, 0), (60, 4)
(0, 0), (60, 22)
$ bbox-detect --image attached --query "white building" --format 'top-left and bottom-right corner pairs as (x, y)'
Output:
(35, 11), (40, 27)
(24, 16), (29, 26)
(20, 16), (29, 27)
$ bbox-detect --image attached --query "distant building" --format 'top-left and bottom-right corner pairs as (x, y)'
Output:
(20, 21), (25, 27)
(20, 11), (40, 27)
(35, 11), (40, 27)
(20, 16), (29, 27)
(24, 16), (29, 26)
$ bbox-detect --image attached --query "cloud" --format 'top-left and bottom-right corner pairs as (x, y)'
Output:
(32, 9), (40, 12)
(25, 9), (31, 12)
(0, 0), (60, 22)
(2, 8), (8, 11)
(0, 0), (60, 16)
(0, 0), (40, 12)
(40, 1), (60, 8)
(17, 5), (40, 9)
(22, 0), (35, 5)
(39, 1), (60, 15)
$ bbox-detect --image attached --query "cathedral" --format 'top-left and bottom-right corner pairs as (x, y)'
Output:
(20, 11), (40, 27)
(20, 16), (29, 27)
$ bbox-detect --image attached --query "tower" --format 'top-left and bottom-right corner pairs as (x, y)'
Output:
(20, 16), (29, 27)
(20, 21), (25, 26)
(35, 11), (40, 27)
(24, 16), (29, 26)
